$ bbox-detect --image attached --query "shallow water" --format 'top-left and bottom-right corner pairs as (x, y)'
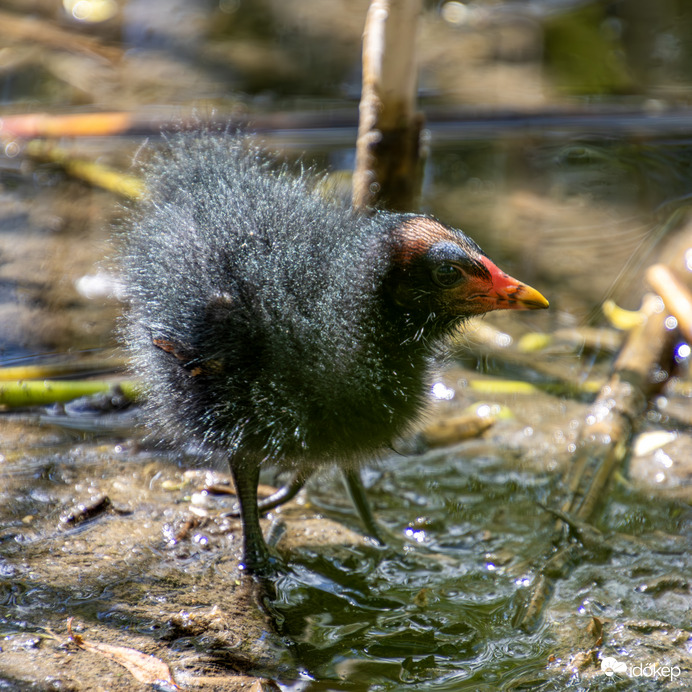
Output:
(1, 1), (691, 690)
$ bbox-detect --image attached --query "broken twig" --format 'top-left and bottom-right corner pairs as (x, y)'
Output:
(516, 290), (675, 631)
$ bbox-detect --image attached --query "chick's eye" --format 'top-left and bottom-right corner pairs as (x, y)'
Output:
(432, 263), (464, 288)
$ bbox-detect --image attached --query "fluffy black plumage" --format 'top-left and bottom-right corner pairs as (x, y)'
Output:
(121, 132), (547, 573)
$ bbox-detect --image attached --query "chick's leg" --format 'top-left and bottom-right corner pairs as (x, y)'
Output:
(224, 471), (306, 518)
(343, 468), (386, 546)
(229, 456), (274, 575)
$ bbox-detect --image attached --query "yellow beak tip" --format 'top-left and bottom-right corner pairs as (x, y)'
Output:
(515, 284), (550, 310)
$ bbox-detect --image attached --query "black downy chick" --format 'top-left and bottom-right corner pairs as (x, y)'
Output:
(121, 133), (548, 574)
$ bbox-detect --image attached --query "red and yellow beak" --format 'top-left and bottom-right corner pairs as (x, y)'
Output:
(461, 256), (549, 315)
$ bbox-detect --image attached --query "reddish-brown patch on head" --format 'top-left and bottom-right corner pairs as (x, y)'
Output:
(390, 217), (471, 267)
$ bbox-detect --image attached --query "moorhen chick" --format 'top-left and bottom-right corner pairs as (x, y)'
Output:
(121, 132), (548, 575)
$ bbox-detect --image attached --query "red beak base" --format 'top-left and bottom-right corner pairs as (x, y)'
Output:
(470, 257), (549, 314)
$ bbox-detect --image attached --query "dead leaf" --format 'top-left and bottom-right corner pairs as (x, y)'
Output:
(67, 619), (178, 688)
(587, 616), (604, 646)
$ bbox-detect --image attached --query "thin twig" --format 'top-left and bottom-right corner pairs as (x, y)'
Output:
(516, 291), (675, 631)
